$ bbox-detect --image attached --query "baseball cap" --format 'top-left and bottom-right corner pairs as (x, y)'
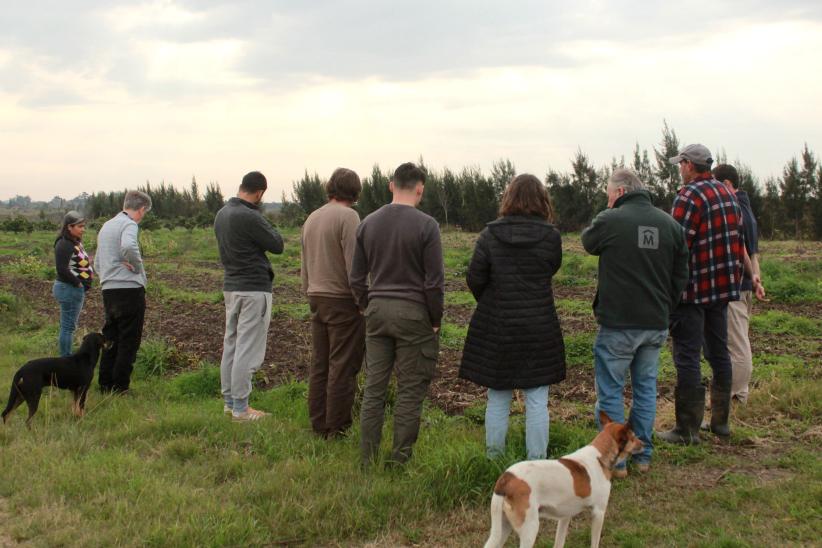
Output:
(669, 143), (713, 166)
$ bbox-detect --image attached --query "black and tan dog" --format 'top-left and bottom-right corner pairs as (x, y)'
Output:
(2, 333), (107, 427)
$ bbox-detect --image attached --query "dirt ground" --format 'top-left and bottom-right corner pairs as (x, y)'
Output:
(1, 258), (818, 415)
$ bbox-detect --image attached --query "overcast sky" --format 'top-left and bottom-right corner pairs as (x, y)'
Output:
(2, 0), (821, 201)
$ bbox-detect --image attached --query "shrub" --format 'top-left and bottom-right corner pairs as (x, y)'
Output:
(0, 215), (34, 233)
(133, 339), (198, 379)
(171, 365), (221, 398)
(0, 255), (54, 279)
(0, 290), (20, 317)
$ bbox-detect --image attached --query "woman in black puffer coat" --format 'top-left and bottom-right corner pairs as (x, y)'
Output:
(459, 174), (565, 460)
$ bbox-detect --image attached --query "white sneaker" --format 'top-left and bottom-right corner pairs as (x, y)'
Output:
(232, 407), (270, 422)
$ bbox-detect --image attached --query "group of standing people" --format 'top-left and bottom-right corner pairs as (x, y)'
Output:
(51, 144), (763, 471)
(580, 143), (764, 476)
(52, 191), (152, 395)
(295, 146), (761, 471)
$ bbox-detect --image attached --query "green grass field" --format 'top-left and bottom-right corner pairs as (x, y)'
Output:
(0, 228), (820, 547)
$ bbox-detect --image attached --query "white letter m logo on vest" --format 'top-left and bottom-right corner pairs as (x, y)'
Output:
(638, 226), (659, 250)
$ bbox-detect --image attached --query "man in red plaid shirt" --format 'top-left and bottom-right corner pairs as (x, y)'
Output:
(658, 144), (744, 446)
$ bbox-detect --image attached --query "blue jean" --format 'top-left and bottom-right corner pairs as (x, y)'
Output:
(594, 326), (668, 465)
(486, 385), (549, 460)
(53, 281), (85, 357)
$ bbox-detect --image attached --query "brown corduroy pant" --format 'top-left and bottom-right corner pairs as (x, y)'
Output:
(307, 296), (365, 437)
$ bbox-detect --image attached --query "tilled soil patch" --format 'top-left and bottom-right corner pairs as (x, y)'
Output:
(1, 274), (607, 414)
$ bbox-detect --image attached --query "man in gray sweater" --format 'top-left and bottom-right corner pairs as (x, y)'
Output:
(350, 162), (445, 466)
(214, 171), (284, 421)
(95, 190), (152, 394)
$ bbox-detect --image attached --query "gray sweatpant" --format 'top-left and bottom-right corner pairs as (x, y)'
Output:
(220, 291), (272, 412)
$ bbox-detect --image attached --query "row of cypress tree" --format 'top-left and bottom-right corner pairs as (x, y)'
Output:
(67, 123), (822, 239)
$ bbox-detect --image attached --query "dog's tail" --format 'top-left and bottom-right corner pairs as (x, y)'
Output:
(2, 372), (22, 423)
(483, 493), (510, 548)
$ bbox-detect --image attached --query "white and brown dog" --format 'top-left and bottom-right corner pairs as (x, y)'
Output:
(484, 412), (644, 548)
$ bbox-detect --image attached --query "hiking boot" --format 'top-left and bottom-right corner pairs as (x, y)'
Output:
(657, 384), (705, 446)
(232, 407), (270, 422)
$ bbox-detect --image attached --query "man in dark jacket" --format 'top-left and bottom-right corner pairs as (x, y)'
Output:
(712, 164), (765, 404)
(350, 162), (444, 466)
(658, 144), (744, 445)
(214, 171), (284, 421)
(582, 168), (689, 474)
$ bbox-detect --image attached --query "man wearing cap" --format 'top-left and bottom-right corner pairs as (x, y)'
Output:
(214, 171), (284, 421)
(658, 144), (744, 445)
(95, 190), (152, 394)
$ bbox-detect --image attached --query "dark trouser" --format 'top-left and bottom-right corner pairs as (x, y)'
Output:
(360, 298), (439, 465)
(670, 302), (732, 389)
(99, 287), (146, 392)
(307, 296), (365, 437)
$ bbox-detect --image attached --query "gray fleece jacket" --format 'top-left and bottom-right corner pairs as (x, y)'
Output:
(214, 197), (284, 292)
(94, 212), (147, 290)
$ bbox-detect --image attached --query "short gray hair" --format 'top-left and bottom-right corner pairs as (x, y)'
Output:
(608, 168), (644, 193)
(123, 190), (152, 212)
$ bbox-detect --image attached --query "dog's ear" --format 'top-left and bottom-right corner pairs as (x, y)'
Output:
(599, 410), (613, 427)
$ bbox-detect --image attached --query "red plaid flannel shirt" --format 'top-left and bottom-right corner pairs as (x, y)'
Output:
(671, 174), (743, 304)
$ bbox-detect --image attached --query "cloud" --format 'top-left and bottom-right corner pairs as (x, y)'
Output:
(1, 1), (822, 200)
(3, 0), (822, 103)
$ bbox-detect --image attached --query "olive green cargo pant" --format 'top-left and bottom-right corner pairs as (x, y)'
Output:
(360, 298), (439, 465)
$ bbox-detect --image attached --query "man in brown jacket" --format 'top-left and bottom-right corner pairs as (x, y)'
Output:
(301, 168), (365, 437)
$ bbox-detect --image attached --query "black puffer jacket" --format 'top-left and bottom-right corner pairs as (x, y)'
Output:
(459, 216), (566, 390)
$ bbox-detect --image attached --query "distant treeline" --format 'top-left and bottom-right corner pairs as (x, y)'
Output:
(85, 179), (225, 230)
(282, 123), (822, 239)
(2, 123), (821, 238)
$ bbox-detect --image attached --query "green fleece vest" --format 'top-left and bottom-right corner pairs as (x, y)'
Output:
(581, 190), (689, 330)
